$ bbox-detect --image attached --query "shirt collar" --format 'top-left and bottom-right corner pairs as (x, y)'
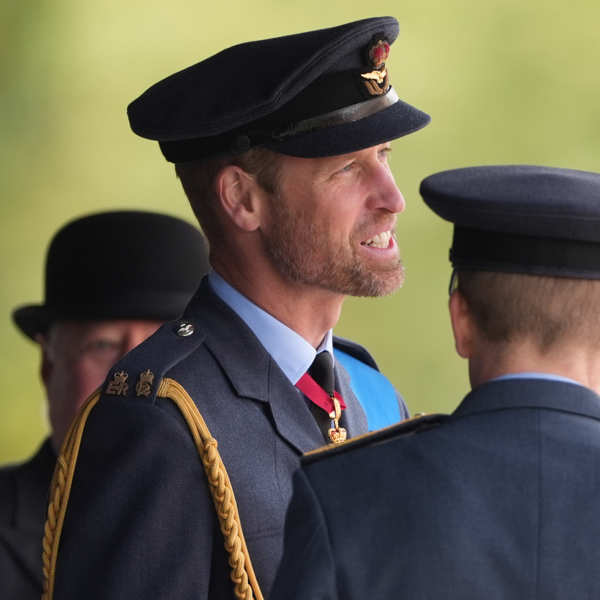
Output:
(489, 372), (584, 387)
(208, 271), (333, 384)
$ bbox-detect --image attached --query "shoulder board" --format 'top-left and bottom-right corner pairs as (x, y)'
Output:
(101, 317), (207, 404)
(333, 335), (379, 370)
(302, 413), (449, 464)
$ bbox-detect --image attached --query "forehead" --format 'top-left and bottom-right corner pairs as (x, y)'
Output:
(278, 142), (390, 179)
(48, 319), (160, 342)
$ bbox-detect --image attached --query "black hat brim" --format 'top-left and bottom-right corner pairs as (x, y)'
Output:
(264, 97), (430, 158)
(12, 305), (54, 341)
(12, 290), (198, 342)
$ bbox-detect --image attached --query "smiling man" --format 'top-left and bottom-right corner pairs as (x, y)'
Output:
(44, 17), (429, 600)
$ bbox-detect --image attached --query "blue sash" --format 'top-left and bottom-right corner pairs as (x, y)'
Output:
(334, 349), (404, 430)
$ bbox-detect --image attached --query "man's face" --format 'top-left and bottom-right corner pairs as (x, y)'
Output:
(260, 143), (406, 297)
(40, 319), (163, 451)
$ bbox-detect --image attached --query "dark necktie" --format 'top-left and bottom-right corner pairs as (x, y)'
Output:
(296, 352), (347, 444)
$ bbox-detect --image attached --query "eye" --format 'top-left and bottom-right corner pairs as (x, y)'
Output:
(337, 161), (356, 175)
(83, 338), (120, 356)
(378, 146), (392, 162)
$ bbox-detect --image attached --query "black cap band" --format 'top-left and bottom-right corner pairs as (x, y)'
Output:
(451, 226), (600, 279)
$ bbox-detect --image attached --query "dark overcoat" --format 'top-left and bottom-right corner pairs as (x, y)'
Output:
(271, 378), (600, 600)
(51, 279), (390, 599)
(0, 439), (55, 600)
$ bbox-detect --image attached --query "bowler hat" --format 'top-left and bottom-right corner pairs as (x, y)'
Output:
(13, 211), (210, 340)
(128, 16), (430, 161)
(420, 165), (600, 279)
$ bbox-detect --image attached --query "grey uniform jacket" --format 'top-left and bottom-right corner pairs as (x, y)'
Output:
(50, 278), (391, 599)
(0, 439), (55, 600)
(271, 378), (600, 600)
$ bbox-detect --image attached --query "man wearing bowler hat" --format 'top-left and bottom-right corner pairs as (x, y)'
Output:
(270, 165), (600, 600)
(44, 17), (429, 600)
(0, 210), (209, 600)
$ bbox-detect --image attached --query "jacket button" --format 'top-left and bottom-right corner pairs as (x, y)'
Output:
(176, 322), (194, 337)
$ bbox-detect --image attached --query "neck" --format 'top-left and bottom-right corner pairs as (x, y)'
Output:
(212, 259), (344, 348)
(469, 338), (600, 395)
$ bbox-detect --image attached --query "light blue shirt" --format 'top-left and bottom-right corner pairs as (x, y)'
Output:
(490, 372), (584, 387)
(208, 271), (333, 385)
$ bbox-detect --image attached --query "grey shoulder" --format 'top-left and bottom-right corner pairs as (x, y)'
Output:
(333, 335), (379, 370)
(302, 413), (449, 465)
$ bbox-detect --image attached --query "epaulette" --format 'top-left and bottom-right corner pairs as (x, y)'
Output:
(302, 412), (449, 464)
(101, 317), (207, 403)
(333, 335), (379, 370)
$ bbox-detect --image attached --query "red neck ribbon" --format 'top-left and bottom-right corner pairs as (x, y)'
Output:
(296, 373), (346, 415)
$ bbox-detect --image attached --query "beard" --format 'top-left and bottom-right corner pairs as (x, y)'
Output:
(261, 194), (405, 297)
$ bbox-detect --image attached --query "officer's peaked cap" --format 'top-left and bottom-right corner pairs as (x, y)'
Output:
(13, 211), (210, 340)
(420, 165), (600, 279)
(127, 16), (430, 162)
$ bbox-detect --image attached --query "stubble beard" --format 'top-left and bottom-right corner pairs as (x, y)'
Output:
(262, 198), (405, 298)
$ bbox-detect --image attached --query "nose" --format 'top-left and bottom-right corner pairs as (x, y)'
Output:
(368, 162), (406, 214)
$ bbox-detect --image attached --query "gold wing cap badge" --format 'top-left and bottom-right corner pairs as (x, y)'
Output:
(361, 37), (391, 96)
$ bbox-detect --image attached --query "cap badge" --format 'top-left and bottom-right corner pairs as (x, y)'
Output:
(361, 38), (391, 96)
(135, 369), (155, 397)
(106, 370), (129, 396)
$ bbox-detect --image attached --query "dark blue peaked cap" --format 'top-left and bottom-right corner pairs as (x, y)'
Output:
(127, 17), (430, 162)
(420, 165), (600, 279)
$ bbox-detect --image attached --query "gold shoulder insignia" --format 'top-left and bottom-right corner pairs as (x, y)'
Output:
(106, 370), (129, 396)
(302, 412), (449, 464)
(135, 369), (155, 397)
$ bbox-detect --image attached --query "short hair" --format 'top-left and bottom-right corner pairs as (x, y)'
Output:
(175, 147), (283, 247)
(457, 270), (600, 352)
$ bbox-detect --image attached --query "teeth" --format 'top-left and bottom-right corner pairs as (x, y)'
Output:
(364, 231), (392, 248)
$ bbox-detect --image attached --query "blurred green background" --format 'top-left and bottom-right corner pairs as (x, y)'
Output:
(1, 0), (598, 463)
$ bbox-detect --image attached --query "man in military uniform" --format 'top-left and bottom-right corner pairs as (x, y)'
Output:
(45, 17), (429, 600)
(270, 165), (600, 600)
(0, 211), (209, 600)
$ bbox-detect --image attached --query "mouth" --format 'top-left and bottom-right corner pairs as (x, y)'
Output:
(361, 230), (393, 249)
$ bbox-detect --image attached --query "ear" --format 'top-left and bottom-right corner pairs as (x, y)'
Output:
(36, 334), (53, 387)
(215, 165), (265, 232)
(449, 290), (476, 359)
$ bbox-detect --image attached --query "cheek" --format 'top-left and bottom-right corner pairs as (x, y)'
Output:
(311, 188), (354, 231)
(51, 359), (111, 414)
(75, 359), (114, 400)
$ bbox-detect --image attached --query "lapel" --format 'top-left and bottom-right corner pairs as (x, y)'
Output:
(454, 378), (600, 421)
(0, 439), (55, 588)
(183, 279), (325, 454)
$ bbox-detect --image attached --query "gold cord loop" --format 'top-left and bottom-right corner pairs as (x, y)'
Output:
(41, 379), (263, 600)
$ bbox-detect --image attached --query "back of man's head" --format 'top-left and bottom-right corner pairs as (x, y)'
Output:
(457, 270), (600, 353)
(420, 165), (600, 389)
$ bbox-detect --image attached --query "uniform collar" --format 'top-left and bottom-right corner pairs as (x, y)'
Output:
(208, 271), (333, 384)
(454, 377), (600, 422)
